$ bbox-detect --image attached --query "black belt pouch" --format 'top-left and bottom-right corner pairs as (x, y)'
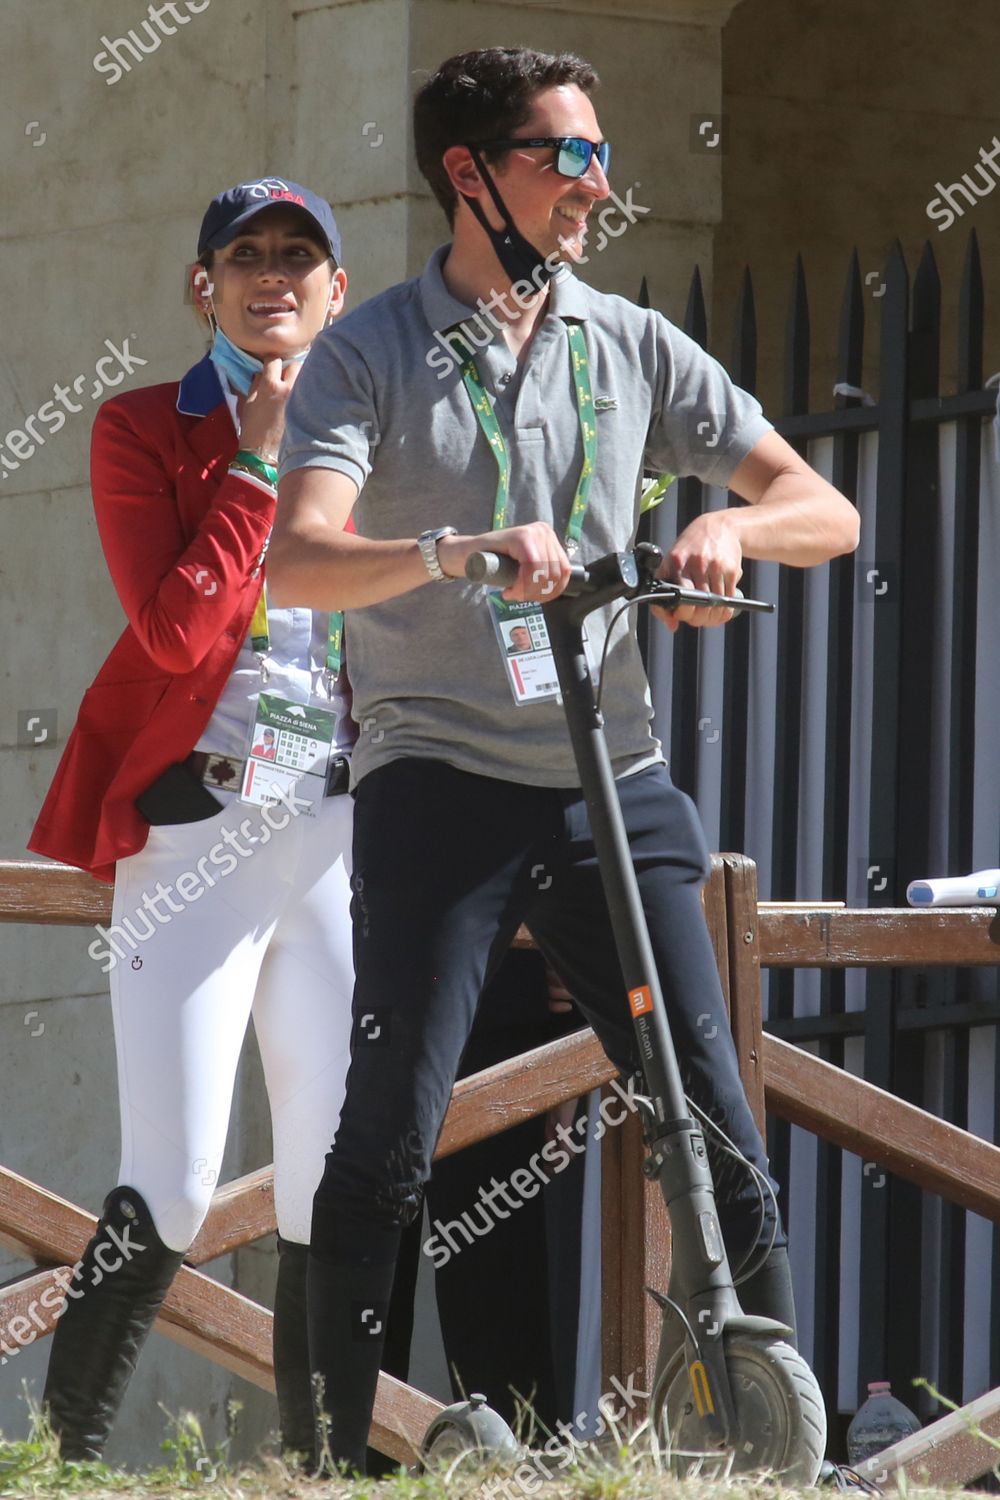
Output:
(135, 763), (225, 826)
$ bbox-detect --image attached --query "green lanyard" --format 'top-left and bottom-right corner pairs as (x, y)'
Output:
(449, 319), (597, 554)
(250, 588), (343, 688)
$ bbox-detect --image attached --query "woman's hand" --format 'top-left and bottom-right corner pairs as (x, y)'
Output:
(545, 963), (574, 1015)
(238, 356), (301, 461)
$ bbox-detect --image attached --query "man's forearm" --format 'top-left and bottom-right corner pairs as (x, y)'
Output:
(267, 526), (432, 609)
(268, 461), (566, 608)
(728, 472), (859, 566)
(724, 434), (860, 566)
(269, 463), (441, 608)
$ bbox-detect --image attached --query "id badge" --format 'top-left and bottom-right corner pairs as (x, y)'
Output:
(241, 693), (337, 815)
(488, 594), (593, 706)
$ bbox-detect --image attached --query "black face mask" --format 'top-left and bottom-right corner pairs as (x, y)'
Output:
(460, 145), (556, 289)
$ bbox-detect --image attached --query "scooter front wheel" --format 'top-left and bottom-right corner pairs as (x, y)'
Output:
(420, 1396), (520, 1472)
(654, 1334), (827, 1485)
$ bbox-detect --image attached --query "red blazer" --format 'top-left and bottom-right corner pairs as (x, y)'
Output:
(29, 357), (275, 883)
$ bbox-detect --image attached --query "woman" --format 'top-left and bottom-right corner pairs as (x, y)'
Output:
(28, 177), (352, 1465)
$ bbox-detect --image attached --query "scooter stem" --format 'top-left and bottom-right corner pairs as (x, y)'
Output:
(544, 560), (748, 1445)
(543, 608), (688, 1125)
(462, 548), (805, 1463)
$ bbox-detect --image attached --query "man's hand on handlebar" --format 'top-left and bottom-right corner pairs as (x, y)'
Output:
(438, 522), (574, 601)
(655, 512), (744, 633)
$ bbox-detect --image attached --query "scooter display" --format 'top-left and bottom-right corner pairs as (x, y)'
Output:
(422, 542), (826, 1482)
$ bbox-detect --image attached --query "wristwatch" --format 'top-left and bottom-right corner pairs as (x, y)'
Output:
(417, 526), (458, 582)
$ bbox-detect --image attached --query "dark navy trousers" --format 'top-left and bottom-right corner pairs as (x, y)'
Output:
(307, 757), (784, 1469)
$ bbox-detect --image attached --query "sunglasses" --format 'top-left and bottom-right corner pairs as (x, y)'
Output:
(472, 136), (611, 180)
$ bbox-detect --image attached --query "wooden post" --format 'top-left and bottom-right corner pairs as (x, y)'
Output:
(601, 1097), (670, 1426)
(720, 854), (767, 1137)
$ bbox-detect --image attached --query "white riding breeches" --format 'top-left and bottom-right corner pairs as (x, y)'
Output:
(106, 790), (354, 1252)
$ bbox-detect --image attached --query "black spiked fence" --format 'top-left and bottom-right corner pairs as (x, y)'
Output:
(640, 231), (999, 1420)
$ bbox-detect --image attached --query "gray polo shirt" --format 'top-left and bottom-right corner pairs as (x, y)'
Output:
(280, 246), (771, 788)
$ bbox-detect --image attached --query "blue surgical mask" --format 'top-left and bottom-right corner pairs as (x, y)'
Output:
(209, 324), (308, 396)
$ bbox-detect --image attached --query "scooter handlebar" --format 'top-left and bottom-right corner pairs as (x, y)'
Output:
(465, 550), (520, 586)
(465, 551), (591, 591)
(465, 549), (772, 616)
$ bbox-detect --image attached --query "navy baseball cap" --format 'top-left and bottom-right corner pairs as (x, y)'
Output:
(198, 177), (342, 263)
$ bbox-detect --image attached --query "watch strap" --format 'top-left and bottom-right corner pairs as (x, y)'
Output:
(418, 527), (457, 582)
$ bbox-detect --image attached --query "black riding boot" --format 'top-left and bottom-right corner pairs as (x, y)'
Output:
(652, 1243), (798, 1393)
(307, 1244), (399, 1476)
(43, 1186), (185, 1461)
(273, 1237), (317, 1468)
(735, 1243), (798, 1345)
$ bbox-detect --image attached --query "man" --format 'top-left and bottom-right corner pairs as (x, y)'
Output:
(269, 46), (859, 1472)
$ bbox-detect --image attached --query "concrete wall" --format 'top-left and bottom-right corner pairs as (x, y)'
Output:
(9, 0), (995, 876)
(8, 0), (995, 1470)
(714, 0), (1000, 416)
(1, 0), (733, 1467)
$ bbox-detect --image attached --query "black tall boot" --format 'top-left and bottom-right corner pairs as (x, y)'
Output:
(273, 1237), (317, 1468)
(366, 1217), (421, 1477)
(735, 1243), (797, 1345)
(652, 1244), (798, 1394)
(43, 1186), (186, 1461)
(307, 1247), (399, 1476)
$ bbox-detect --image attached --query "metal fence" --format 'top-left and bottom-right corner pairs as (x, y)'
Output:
(642, 231), (1000, 1421)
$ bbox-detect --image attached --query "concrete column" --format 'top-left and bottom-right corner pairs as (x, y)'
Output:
(716, 0), (1000, 410)
(286, 0), (739, 318)
(2, 0), (737, 1465)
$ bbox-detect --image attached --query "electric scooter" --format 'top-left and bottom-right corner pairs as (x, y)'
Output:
(421, 542), (826, 1483)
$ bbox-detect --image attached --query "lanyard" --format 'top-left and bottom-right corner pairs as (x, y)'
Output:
(449, 319), (597, 555)
(249, 587), (343, 689)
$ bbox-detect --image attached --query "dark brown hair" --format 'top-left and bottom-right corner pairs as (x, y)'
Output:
(413, 47), (600, 224)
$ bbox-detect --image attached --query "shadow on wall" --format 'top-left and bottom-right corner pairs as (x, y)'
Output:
(712, 0), (1000, 417)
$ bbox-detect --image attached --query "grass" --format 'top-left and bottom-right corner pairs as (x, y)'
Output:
(1, 1404), (996, 1500)
(0, 1425), (817, 1500)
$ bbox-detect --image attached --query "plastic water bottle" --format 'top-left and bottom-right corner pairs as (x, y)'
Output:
(907, 868), (1000, 907)
(846, 1381), (921, 1465)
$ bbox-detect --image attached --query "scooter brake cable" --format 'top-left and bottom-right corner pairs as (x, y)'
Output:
(589, 600), (781, 1282)
(686, 1096), (780, 1282)
(592, 593), (665, 715)
(634, 1083), (775, 1286)
(655, 1291), (702, 1357)
(592, 579), (750, 715)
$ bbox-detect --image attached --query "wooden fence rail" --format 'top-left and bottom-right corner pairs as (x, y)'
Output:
(4, 854), (1000, 1481)
(0, 856), (679, 1460)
